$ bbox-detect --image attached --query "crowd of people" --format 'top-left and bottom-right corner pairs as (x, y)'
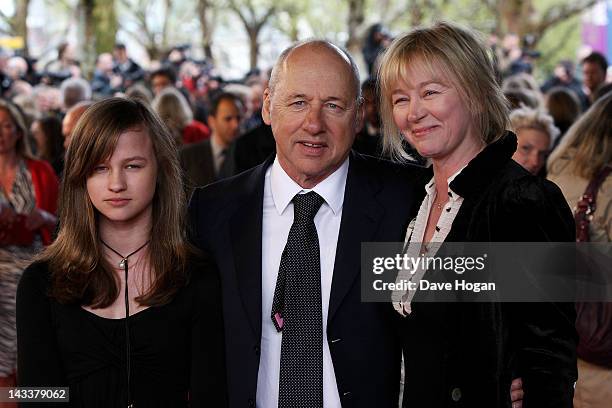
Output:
(0, 20), (610, 408)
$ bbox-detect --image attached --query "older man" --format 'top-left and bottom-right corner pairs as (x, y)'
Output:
(188, 40), (421, 407)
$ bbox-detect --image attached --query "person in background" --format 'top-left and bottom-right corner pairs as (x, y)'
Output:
(362, 23), (391, 78)
(593, 83), (612, 102)
(510, 106), (560, 176)
(504, 88), (541, 110)
(125, 84), (154, 105)
(544, 86), (582, 148)
(503, 72), (543, 99)
(112, 43), (145, 92)
(180, 92), (242, 191)
(59, 77), (91, 113)
(547, 91), (612, 408)
(242, 82), (264, 132)
(17, 97), (227, 407)
(91, 53), (123, 97)
(62, 101), (93, 150)
(43, 42), (80, 83)
(151, 86), (210, 145)
(0, 99), (58, 398)
(149, 66), (177, 97)
(378, 21), (576, 407)
(542, 60), (588, 109)
(30, 116), (64, 177)
(352, 78), (383, 157)
(581, 52), (608, 105)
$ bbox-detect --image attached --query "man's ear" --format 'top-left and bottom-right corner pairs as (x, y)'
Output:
(207, 114), (216, 133)
(262, 88), (272, 126)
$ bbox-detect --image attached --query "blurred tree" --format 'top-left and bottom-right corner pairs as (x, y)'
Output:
(93, 0), (117, 55)
(273, 2), (306, 42)
(118, 0), (174, 60)
(346, 0), (365, 53)
(76, 0), (96, 78)
(197, 0), (216, 61)
(227, 0), (278, 69)
(0, 0), (31, 54)
(483, 0), (598, 48)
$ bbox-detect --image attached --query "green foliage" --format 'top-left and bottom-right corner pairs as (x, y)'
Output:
(535, 14), (581, 80)
(93, 0), (118, 54)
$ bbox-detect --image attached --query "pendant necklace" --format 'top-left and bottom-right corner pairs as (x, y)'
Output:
(100, 239), (150, 408)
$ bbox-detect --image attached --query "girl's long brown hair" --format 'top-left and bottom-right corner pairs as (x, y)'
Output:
(41, 97), (192, 308)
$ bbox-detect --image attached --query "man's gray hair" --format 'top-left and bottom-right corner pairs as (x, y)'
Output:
(60, 77), (92, 111)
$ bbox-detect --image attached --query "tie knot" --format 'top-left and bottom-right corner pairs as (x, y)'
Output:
(292, 192), (324, 221)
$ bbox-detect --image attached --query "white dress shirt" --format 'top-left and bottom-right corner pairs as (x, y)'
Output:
(257, 156), (348, 408)
(210, 135), (226, 175)
(393, 168), (465, 316)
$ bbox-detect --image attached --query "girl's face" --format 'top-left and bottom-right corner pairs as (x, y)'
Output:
(86, 127), (158, 230)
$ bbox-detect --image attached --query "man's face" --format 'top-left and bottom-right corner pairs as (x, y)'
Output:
(151, 74), (173, 96)
(582, 62), (606, 93)
(97, 53), (114, 73)
(113, 48), (127, 63)
(209, 99), (242, 148)
(262, 45), (363, 188)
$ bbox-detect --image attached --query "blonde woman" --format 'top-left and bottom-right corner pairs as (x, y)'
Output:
(0, 100), (58, 399)
(151, 87), (210, 145)
(378, 21), (577, 407)
(17, 97), (226, 407)
(548, 91), (612, 408)
(510, 106), (559, 175)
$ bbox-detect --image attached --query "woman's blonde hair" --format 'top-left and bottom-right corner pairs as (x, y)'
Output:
(548, 91), (612, 179)
(0, 99), (33, 159)
(42, 97), (192, 307)
(509, 106), (560, 148)
(151, 87), (193, 142)
(377, 21), (509, 161)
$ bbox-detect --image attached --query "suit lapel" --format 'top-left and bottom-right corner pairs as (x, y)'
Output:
(229, 158), (271, 338)
(202, 141), (216, 183)
(328, 153), (384, 322)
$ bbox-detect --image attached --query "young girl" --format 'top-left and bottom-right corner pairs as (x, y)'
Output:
(16, 97), (226, 407)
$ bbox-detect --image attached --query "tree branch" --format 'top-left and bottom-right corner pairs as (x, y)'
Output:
(255, 6), (276, 31)
(228, 0), (251, 30)
(533, 0), (598, 36)
(538, 18), (579, 59)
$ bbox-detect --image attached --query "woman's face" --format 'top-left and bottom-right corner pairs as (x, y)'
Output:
(0, 109), (20, 156)
(390, 62), (481, 164)
(86, 127), (158, 230)
(512, 128), (550, 175)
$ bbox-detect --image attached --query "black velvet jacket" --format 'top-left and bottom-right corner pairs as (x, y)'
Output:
(400, 132), (578, 408)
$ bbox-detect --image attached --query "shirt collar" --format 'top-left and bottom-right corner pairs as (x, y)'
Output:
(210, 135), (225, 159)
(424, 165), (466, 201)
(270, 156), (349, 216)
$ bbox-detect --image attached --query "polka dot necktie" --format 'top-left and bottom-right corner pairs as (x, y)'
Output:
(271, 191), (325, 408)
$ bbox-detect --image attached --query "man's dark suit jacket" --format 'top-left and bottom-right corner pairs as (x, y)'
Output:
(188, 152), (423, 408)
(180, 139), (234, 195)
(231, 124), (275, 174)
